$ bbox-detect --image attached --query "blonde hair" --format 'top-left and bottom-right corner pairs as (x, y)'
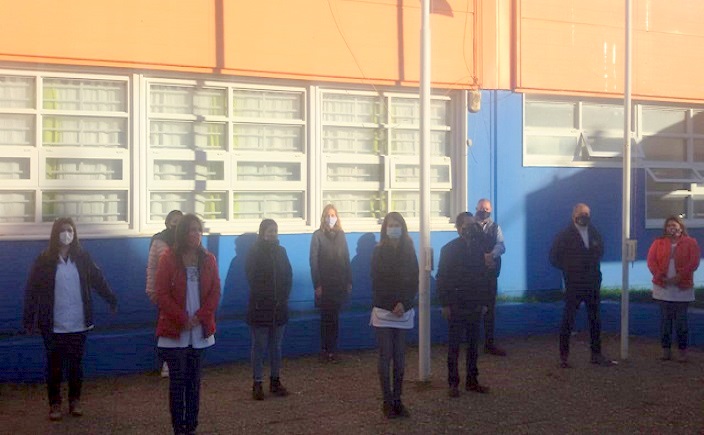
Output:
(320, 204), (343, 232)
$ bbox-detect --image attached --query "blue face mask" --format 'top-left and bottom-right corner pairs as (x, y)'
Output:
(326, 216), (337, 228)
(387, 227), (402, 239)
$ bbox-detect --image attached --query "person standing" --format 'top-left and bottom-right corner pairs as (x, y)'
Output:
(370, 212), (418, 418)
(437, 214), (491, 398)
(647, 216), (700, 362)
(310, 204), (352, 363)
(155, 214), (220, 435)
(246, 219), (293, 400)
(23, 217), (118, 421)
(146, 209), (183, 377)
(550, 203), (613, 368)
(475, 199), (507, 356)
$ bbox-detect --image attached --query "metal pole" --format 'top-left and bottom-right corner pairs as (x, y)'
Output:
(418, 0), (432, 381)
(621, 0), (632, 360)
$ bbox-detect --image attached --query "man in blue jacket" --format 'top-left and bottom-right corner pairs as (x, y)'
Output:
(437, 213), (491, 397)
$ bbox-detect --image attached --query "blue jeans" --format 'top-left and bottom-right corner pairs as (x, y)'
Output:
(447, 307), (482, 387)
(251, 325), (285, 382)
(158, 347), (204, 434)
(375, 327), (406, 404)
(659, 300), (689, 350)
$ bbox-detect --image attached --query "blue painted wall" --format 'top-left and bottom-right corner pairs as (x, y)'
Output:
(468, 90), (704, 296)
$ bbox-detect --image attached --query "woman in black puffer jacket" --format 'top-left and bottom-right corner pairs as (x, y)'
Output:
(246, 219), (292, 401)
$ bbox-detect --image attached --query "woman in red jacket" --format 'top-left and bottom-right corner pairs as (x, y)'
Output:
(646, 216), (700, 362)
(155, 214), (221, 435)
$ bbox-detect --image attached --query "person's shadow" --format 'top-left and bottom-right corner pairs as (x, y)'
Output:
(349, 232), (377, 310)
(220, 233), (257, 320)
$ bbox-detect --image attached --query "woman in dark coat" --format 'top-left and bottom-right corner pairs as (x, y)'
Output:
(23, 217), (118, 421)
(246, 219), (293, 400)
(309, 204), (352, 362)
(370, 212), (418, 418)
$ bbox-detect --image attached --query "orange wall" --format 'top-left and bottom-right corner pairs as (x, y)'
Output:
(517, 0), (704, 102)
(0, 0), (480, 89)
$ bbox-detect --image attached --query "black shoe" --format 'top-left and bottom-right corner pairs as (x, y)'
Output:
(394, 401), (410, 418)
(328, 353), (339, 364)
(591, 353), (615, 366)
(465, 378), (490, 394)
(448, 385), (460, 398)
(484, 345), (507, 356)
(252, 381), (264, 400)
(382, 402), (397, 419)
(559, 359), (571, 369)
(269, 377), (289, 397)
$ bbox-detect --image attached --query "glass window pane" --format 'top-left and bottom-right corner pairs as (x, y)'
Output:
(525, 134), (579, 157)
(525, 100), (576, 129)
(43, 79), (126, 112)
(390, 130), (448, 156)
(0, 76), (35, 109)
(391, 191), (450, 218)
(646, 176), (688, 220)
(150, 85), (226, 116)
(150, 121), (226, 150)
(323, 191), (384, 219)
(390, 98), (448, 126)
(647, 167), (700, 182)
(582, 103), (623, 131)
(642, 107), (687, 135)
(46, 158), (122, 180)
(233, 90), (303, 120)
(236, 161), (301, 182)
(693, 111), (704, 135)
(43, 116), (127, 148)
(153, 161), (224, 181)
(692, 185), (704, 218)
(232, 192), (303, 219)
(585, 136), (623, 157)
(641, 137), (686, 162)
(322, 94), (381, 124)
(327, 163), (382, 183)
(150, 191), (226, 221)
(0, 157), (30, 179)
(394, 164), (450, 184)
(693, 139), (704, 162)
(43, 190), (127, 222)
(0, 114), (34, 145)
(0, 191), (34, 222)
(233, 124), (303, 152)
(322, 126), (382, 154)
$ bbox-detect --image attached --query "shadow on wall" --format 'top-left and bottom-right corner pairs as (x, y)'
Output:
(220, 233), (257, 320)
(349, 232), (377, 309)
(524, 168), (623, 299)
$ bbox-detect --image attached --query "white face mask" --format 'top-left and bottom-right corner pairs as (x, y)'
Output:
(59, 230), (74, 246)
(327, 216), (338, 228)
(387, 227), (402, 239)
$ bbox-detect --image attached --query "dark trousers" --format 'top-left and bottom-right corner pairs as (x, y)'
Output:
(42, 332), (87, 406)
(320, 307), (340, 353)
(447, 307), (482, 387)
(484, 276), (498, 346)
(159, 347), (204, 434)
(560, 290), (601, 359)
(375, 327), (406, 405)
(659, 300), (689, 350)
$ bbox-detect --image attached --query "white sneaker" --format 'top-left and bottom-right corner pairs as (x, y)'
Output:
(160, 362), (169, 378)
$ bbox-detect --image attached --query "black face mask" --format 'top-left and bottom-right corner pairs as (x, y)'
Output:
(476, 210), (491, 221)
(575, 214), (590, 227)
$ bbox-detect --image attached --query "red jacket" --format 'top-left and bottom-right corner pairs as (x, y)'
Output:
(155, 248), (221, 339)
(647, 236), (700, 289)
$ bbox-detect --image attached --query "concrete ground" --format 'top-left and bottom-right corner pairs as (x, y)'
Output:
(1, 332), (703, 434)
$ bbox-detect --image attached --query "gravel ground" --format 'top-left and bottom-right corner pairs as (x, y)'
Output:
(1, 332), (703, 434)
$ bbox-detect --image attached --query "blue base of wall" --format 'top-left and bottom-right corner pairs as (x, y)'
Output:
(2, 302), (702, 383)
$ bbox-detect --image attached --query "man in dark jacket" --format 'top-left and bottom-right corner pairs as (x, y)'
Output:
(437, 214), (491, 397)
(550, 203), (614, 368)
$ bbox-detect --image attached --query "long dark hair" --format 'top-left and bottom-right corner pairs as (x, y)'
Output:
(46, 217), (81, 259)
(257, 219), (278, 241)
(173, 214), (204, 260)
(662, 215), (688, 237)
(379, 212), (413, 250)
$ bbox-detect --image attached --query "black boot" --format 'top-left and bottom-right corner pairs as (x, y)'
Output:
(393, 400), (410, 418)
(270, 377), (289, 397)
(252, 381), (264, 400)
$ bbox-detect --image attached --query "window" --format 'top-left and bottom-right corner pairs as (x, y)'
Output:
(321, 91), (453, 222)
(524, 97), (625, 166)
(0, 72), (129, 230)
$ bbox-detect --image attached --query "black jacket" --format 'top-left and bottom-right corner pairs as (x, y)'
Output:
(309, 229), (351, 307)
(23, 249), (117, 335)
(549, 223), (604, 293)
(436, 229), (491, 312)
(246, 241), (293, 327)
(371, 241), (419, 312)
